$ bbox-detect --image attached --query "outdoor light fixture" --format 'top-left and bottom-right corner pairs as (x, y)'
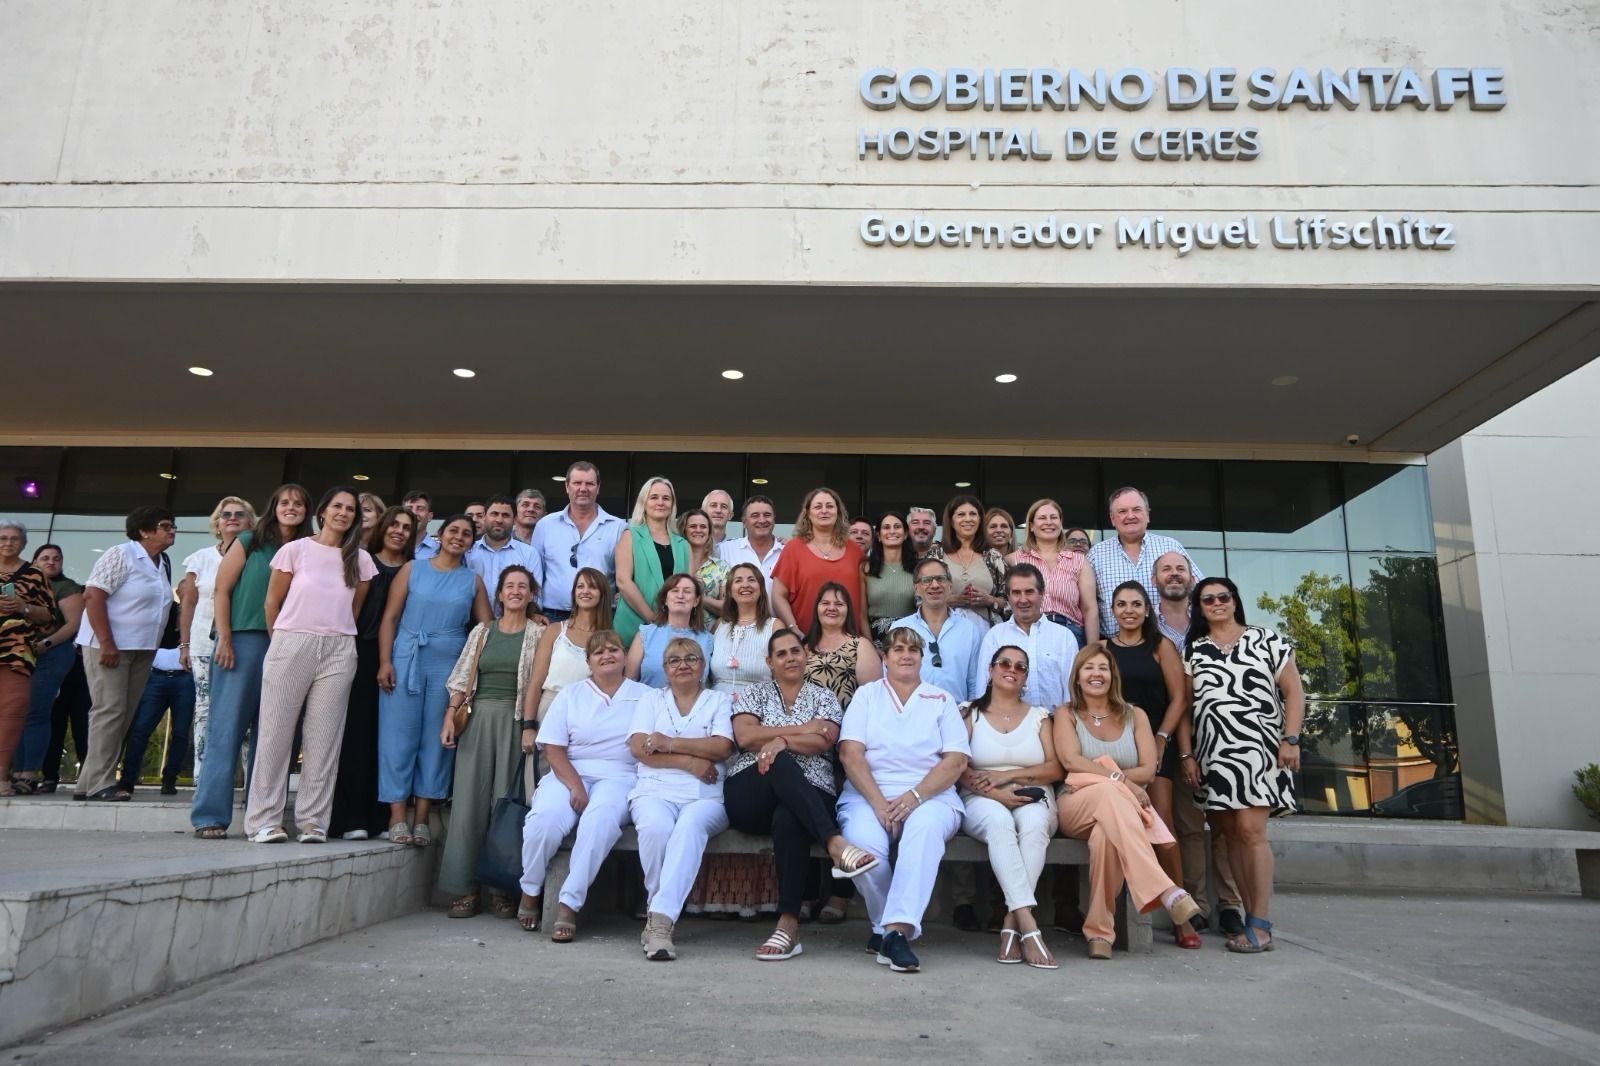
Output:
(954, 481), (972, 488)
(16, 478), (41, 499)
(721, 370), (745, 380)
(453, 368), (476, 378)
(751, 478), (769, 485)
(188, 366), (214, 377)
(159, 473), (178, 480)
(352, 474), (370, 482)
(994, 373), (1018, 383)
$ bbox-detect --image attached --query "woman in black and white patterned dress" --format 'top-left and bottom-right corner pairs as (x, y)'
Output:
(1181, 576), (1304, 955)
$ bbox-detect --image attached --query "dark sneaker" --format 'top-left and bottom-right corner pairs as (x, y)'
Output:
(876, 930), (920, 973)
(865, 932), (883, 956)
(1219, 907), (1246, 937)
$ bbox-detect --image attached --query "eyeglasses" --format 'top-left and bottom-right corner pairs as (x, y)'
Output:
(994, 657), (1030, 673)
(155, 522), (178, 533)
(914, 575), (949, 586)
(665, 654), (704, 668)
(219, 511), (250, 521)
(1065, 537), (1090, 547)
(928, 639), (942, 669)
(1200, 592), (1235, 606)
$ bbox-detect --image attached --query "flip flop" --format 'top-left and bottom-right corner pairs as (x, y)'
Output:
(387, 822), (414, 846)
(996, 928), (1023, 964)
(829, 843), (880, 881)
(490, 895), (518, 920)
(448, 895), (480, 919)
(756, 927), (803, 961)
(1021, 930), (1059, 970)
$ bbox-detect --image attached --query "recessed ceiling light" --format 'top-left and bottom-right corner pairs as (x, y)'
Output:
(159, 472), (178, 480)
(750, 477), (769, 485)
(188, 366), (213, 377)
(954, 481), (972, 488)
(352, 474), (370, 482)
(994, 373), (1018, 384)
(452, 368), (476, 379)
(551, 475), (567, 482)
(1272, 374), (1299, 387)
(721, 369), (745, 380)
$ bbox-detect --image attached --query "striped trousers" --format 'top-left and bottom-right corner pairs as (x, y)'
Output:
(245, 631), (358, 836)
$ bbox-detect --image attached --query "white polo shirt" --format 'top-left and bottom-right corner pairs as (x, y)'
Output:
(537, 677), (648, 781)
(839, 678), (971, 812)
(628, 687), (734, 803)
(716, 535), (786, 584)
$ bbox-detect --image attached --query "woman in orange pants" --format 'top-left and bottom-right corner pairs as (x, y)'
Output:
(1054, 646), (1200, 959)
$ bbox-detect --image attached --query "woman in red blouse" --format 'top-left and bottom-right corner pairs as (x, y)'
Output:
(770, 488), (867, 637)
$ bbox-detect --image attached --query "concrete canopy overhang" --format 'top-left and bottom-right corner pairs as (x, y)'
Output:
(1, 282), (1596, 460)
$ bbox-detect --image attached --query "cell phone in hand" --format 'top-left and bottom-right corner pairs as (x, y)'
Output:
(0, 581), (15, 598)
(1013, 786), (1048, 803)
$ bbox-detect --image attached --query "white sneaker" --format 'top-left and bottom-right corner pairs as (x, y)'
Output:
(297, 826), (327, 844)
(341, 829), (369, 841)
(251, 826), (288, 844)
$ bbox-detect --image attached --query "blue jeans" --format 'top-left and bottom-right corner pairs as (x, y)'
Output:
(190, 631), (268, 831)
(16, 642), (76, 772)
(118, 668), (195, 789)
(1045, 613), (1087, 648)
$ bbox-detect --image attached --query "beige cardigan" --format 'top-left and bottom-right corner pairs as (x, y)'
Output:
(446, 620), (546, 722)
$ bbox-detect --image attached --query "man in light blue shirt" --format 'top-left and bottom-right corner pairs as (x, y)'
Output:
(465, 496), (538, 616)
(1086, 486), (1203, 637)
(528, 461), (625, 620)
(977, 563), (1079, 709)
(891, 556), (984, 702)
(403, 490), (439, 561)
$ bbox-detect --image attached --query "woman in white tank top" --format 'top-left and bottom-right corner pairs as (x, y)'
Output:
(522, 569), (613, 766)
(958, 643), (1064, 970)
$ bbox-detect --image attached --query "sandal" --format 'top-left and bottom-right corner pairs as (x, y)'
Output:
(448, 895), (480, 919)
(1020, 930), (1059, 970)
(550, 904), (578, 943)
(996, 928), (1022, 964)
(490, 895), (518, 920)
(818, 901), (847, 925)
(1227, 914), (1275, 954)
(829, 843), (880, 880)
(387, 822), (414, 846)
(1175, 923), (1203, 950)
(1087, 938), (1113, 960)
(194, 826), (228, 840)
(517, 894), (541, 932)
(9, 776), (37, 796)
(755, 927), (803, 961)
(85, 787), (130, 802)
(410, 823), (432, 847)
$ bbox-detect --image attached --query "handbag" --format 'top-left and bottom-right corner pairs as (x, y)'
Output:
(450, 626), (488, 738)
(474, 752), (531, 894)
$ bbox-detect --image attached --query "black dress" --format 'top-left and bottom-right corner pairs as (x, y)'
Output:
(1106, 635), (1176, 780)
(330, 558), (402, 836)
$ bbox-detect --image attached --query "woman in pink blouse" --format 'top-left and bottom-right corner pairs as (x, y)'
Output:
(1009, 499), (1097, 645)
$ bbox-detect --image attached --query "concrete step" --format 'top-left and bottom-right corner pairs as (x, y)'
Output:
(0, 829), (435, 1047)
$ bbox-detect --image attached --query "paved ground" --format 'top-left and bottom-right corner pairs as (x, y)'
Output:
(9, 886), (1599, 1065)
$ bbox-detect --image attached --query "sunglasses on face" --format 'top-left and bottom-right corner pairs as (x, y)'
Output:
(156, 522), (178, 533)
(219, 511), (250, 521)
(1200, 592), (1234, 606)
(994, 657), (1030, 673)
(665, 654), (703, 668)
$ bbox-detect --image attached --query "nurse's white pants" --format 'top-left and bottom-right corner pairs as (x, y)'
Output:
(629, 794), (729, 922)
(837, 793), (960, 941)
(520, 774), (633, 910)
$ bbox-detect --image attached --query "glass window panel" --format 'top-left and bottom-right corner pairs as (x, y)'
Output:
(169, 528), (221, 571)
(1099, 459), (1223, 549)
(394, 451), (514, 518)
(1367, 705), (1463, 819)
(1296, 702), (1369, 815)
(170, 449), (286, 516)
(1221, 461), (1345, 551)
(0, 446), (63, 512)
(513, 452), (631, 520)
(1225, 549), (1357, 699)
(45, 528), (131, 586)
(1344, 464), (1435, 553)
(57, 448), (175, 514)
(977, 457), (1100, 547)
(1350, 552), (1452, 703)
(628, 453), (745, 526)
(1186, 546), (1226, 584)
(289, 450), (405, 506)
(863, 455), (981, 533)
(746, 454), (862, 538)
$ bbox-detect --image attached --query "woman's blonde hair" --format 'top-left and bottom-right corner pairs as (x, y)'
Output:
(630, 476), (679, 527)
(1067, 644), (1133, 728)
(207, 496), (257, 540)
(792, 487), (848, 548)
(1022, 498), (1065, 554)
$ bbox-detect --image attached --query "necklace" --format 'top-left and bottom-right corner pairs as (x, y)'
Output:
(1111, 633), (1140, 647)
(1086, 710), (1110, 725)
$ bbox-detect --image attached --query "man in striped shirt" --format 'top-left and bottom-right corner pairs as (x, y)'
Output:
(1086, 486), (1203, 637)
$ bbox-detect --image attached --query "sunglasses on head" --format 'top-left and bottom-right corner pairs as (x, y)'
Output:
(1200, 592), (1234, 606)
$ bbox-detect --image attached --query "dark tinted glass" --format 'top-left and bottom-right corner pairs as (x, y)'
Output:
(513, 452), (631, 518)
(864, 455), (981, 529)
(746, 454), (862, 531)
(1367, 705), (1463, 819)
(1350, 552), (1452, 702)
(1344, 464), (1434, 552)
(0, 446), (64, 512)
(1222, 460), (1345, 550)
(980, 457), (1100, 541)
(289, 450), (404, 504)
(1296, 702), (1368, 814)
(57, 448), (176, 514)
(397, 451), (514, 516)
(1225, 549), (1356, 698)
(630, 453), (745, 522)
(1100, 459), (1223, 548)
(170, 449), (286, 515)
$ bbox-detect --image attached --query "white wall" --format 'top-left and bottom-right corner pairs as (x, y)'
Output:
(1433, 357), (1600, 828)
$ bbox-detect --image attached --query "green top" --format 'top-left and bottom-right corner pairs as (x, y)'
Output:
(230, 531), (277, 633)
(612, 523), (690, 646)
(474, 624), (523, 702)
(47, 575), (84, 629)
(866, 564), (916, 624)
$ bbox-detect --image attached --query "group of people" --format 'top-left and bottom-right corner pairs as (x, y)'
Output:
(0, 462), (1305, 971)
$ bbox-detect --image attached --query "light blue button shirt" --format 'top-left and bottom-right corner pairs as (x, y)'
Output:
(465, 536), (539, 615)
(528, 505), (626, 612)
(976, 616), (1079, 709)
(890, 607), (985, 703)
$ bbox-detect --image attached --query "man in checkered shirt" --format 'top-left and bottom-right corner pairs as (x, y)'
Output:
(1086, 487), (1203, 637)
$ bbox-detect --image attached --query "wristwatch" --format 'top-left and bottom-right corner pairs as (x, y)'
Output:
(1109, 770), (1124, 782)
(1282, 734), (1301, 746)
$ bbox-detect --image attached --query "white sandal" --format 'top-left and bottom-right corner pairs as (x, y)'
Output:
(829, 843), (880, 881)
(1021, 930), (1059, 970)
(755, 927), (803, 961)
(996, 928), (1023, 964)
